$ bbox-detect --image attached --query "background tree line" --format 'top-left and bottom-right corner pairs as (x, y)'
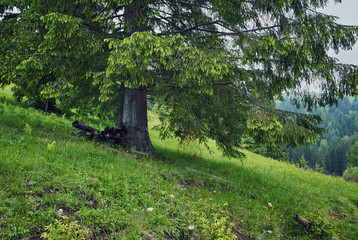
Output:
(244, 95), (358, 176)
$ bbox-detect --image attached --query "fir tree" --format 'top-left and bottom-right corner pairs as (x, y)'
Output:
(1, 0), (358, 155)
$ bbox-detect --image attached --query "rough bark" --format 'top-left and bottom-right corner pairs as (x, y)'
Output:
(117, 87), (156, 154)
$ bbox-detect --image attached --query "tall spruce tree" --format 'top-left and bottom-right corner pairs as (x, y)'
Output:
(1, 0), (358, 155)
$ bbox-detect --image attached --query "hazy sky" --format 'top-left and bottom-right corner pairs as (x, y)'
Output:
(320, 0), (358, 65)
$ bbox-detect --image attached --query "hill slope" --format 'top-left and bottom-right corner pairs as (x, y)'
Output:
(0, 88), (357, 239)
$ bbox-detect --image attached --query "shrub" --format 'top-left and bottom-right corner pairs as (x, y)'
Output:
(343, 166), (358, 183)
(188, 199), (237, 240)
(306, 210), (337, 239)
(41, 216), (90, 240)
(299, 155), (308, 168)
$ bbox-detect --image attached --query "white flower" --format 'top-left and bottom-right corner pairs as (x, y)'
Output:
(161, 191), (167, 194)
(188, 225), (195, 230)
(57, 209), (64, 217)
(268, 202), (272, 207)
(147, 208), (154, 212)
(267, 230), (272, 234)
(170, 194), (174, 198)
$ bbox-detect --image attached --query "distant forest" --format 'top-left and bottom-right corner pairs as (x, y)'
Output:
(245, 96), (358, 176)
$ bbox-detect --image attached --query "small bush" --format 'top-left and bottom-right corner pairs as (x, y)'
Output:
(41, 216), (90, 240)
(306, 210), (337, 239)
(188, 199), (237, 240)
(299, 155), (308, 168)
(343, 166), (358, 183)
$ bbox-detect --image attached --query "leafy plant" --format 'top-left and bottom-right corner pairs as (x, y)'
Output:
(3, 226), (30, 239)
(314, 163), (324, 173)
(299, 155), (308, 169)
(305, 210), (337, 239)
(24, 123), (33, 135)
(41, 216), (90, 240)
(47, 141), (56, 151)
(188, 198), (237, 240)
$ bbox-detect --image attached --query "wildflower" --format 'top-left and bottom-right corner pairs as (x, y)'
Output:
(267, 230), (272, 234)
(268, 202), (272, 207)
(170, 194), (174, 198)
(213, 190), (216, 193)
(57, 209), (64, 217)
(147, 208), (154, 212)
(188, 225), (195, 230)
(161, 191), (166, 194)
(263, 206), (267, 209)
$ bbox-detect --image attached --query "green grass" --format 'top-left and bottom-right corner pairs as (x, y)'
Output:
(0, 88), (357, 239)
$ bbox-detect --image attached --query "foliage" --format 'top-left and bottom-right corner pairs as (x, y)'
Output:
(24, 123), (33, 135)
(41, 216), (90, 240)
(188, 199), (236, 239)
(343, 166), (358, 183)
(314, 163), (324, 173)
(306, 210), (337, 239)
(2, 0), (358, 154)
(299, 155), (308, 168)
(2, 226), (30, 239)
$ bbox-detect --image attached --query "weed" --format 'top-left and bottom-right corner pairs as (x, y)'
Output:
(24, 123), (33, 135)
(3, 226), (30, 239)
(306, 209), (337, 239)
(41, 216), (90, 240)
(188, 199), (237, 239)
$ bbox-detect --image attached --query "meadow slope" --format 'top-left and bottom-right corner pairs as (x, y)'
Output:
(0, 87), (357, 239)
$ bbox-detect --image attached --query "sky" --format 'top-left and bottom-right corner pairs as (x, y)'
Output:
(319, 0), (358, 65)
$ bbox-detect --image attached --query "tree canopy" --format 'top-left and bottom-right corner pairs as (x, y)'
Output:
(1, 0), (358, 156)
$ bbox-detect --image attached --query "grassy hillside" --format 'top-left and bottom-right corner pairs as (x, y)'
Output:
(0, 87), (357, 239)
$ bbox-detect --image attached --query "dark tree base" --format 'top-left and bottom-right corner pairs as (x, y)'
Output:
(72, 121), (156, 156)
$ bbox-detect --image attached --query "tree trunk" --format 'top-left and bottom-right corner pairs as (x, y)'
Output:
(115, 1), (156, 155)
(117, 87), (156, 154)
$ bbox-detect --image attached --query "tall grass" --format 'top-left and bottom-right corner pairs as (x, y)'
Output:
(0, 88), (357, 239)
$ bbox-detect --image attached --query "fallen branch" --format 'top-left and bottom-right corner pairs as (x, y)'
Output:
(72, 120), (124, 144)
(72, 121), (150, 158)
(293, 215), (311, 229)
